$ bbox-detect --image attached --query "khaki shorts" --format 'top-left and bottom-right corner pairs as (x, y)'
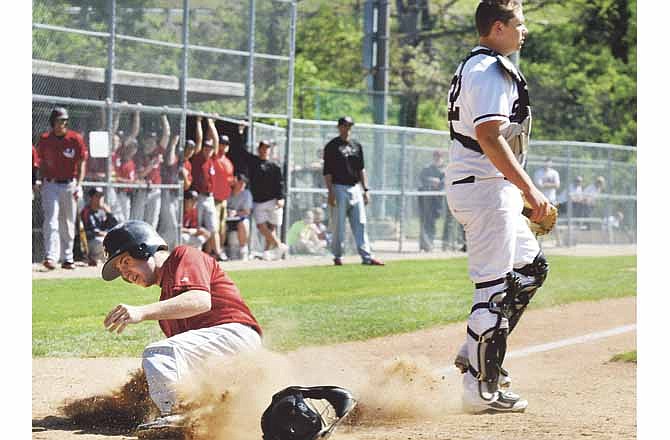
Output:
(215, 199), (228, 232)
(253, 199), (283, 226)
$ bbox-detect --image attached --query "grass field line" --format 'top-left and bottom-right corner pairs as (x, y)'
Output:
(434, 323), (636, 376)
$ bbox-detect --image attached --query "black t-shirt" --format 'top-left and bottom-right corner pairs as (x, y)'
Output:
(322, 136), (365, 185)
(248, 156), (284, 203)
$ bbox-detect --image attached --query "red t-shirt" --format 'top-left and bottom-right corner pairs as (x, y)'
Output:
(213, 152), (235, 202)
(115, 159), (136, 193)
(138, 146), (165, 185)
(158, 246), (262, 338)
(37, 130), (88, 180)
(183, 206), (198, 228)
(190, 151), (216, 194)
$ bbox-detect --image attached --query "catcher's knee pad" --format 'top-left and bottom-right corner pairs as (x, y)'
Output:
(466, 280), (509, 389)
(507, 252), (549, 333)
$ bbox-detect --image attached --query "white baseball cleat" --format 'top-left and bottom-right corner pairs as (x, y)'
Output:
(463, 390), (528, 414)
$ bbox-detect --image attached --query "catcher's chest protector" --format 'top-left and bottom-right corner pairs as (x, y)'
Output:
(447, 48), (532, 164)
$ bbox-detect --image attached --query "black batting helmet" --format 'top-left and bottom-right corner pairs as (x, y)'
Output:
(261, 386), (356, 440)
(49, 107), (69, 127)
(101, 220), (168, 281)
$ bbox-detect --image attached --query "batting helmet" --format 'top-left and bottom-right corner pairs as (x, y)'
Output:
(49, 107), (69, 127)
(261, 386), (356, 440)
(101, 220), (168, 281)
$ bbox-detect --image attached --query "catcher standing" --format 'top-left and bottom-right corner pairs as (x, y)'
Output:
(445, 0), (552, 413)
(100, 220), (262, 434)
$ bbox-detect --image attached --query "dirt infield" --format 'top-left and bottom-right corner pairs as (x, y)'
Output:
(32, 296), (636, 440)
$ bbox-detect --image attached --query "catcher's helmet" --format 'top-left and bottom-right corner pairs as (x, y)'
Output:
(101, 220), (167, 281)
(49, 107), (69, 126)
(261, 386), (356, 440)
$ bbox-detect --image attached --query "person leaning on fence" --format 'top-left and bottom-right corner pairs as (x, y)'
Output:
(181, 139), (198, 191)
(189, 117), (226, 261)
(242, 139), (289, 261)
(80, 187), (118, 266)
(181, 189), (211, 249)
(131, 110), (170, 229)
(224, 173), (253, 260)
(158, 134), (182, 250)
(557, 175), (584, 217)
(213, 134), (235, 258)
(113, 140), (139, 222)
(323, 116), (384, 266)
(36, 107), (88, 271)
(418, 150), (446, 252)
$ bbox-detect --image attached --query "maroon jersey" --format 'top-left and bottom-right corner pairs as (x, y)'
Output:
(190, 151), (216, 194)
(37, 130), (88, 180)
(115, 159), (136, 193)
(138, 147), (165, 185)
(183, 160), (192, 189)
(183, 206), (198, 228)
(213, 152), (234, 202)
(158, 246), (262, 338)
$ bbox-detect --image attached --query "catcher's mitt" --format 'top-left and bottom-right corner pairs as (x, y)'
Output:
(522, 198), (558, 236)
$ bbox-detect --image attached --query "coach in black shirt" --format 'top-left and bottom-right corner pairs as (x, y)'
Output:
(323, 116), (383, 266)
(242, 140), (288, 260)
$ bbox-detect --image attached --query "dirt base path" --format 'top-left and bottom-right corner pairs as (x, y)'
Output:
(32, 296), (636, 440)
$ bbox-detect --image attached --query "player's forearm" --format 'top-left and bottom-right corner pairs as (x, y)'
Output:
(159, 114), (170, 148)
(78, 160), (87, 183)
(359, 169), (369, 190)
(139, 290), (211, 321)
(324, 174), (333, 193)
(476, 126), (534, 194)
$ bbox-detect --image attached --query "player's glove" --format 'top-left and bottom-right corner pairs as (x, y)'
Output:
(521, 197), (558, 236)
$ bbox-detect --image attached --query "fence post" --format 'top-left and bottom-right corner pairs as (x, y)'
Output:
(606, 148), (613, 244)
(105, 0), (116, 201)
(566, 144), (573, 247)
(281, 1), (297, 245)
(398, 131), (407, 252)
(245, 0), (256, 151)
(176, 0), (191, 246)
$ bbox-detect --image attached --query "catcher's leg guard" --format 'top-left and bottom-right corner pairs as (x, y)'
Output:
(466, 279), (510, 400)
(508, 251), (549, 333)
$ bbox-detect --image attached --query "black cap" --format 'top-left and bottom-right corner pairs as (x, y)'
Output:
(101, 221), (167, 281)
(220, 135), (230, 144)
(88, 187), (104, 197)
(337, 116), (354, 126)
(258, 139), (272, 148)
(49, 107), (69, 126)
(203, 139), (214, 148)
(186, 139), (196, 148)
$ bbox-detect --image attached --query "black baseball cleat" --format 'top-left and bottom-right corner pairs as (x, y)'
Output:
(333, 257), (343, 266)
(61, 261), (75, 270)
(362, 258), (384, 266)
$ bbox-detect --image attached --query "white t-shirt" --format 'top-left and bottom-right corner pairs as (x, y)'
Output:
(446, 46), (521, 181)
(533, 167), (561, 203)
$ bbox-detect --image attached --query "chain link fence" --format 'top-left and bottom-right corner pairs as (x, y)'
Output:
(32, 0), (297, 263)
(286, 120), (637, 256)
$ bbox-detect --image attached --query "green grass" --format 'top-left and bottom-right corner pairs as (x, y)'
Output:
(611, 350), (637, 363)
(32, 255), (636, 357)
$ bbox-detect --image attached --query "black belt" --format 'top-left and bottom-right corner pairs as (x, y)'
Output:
(199, 192), (213, 197)
(46, 178), (75, 184)
(452, 176), (475, 185)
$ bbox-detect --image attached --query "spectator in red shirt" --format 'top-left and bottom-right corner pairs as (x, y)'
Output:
(113, 140), (139, 222)
(189, 117), (225, 261)
(212, 134), (235, 257)
(100, 220), (262, 434)
(158, 133), (182, 250)
(131, 111), (170, 229)
(36, 107), (88, 270)
(181, 189), (210, 249)
(181, 139), (197, 191)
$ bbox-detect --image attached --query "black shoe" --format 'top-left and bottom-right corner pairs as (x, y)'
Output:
(362, 258), (385, 266)
(333, 257), (343, 266)
(61, 261), (75, 270)
(43, 260), (56, 271)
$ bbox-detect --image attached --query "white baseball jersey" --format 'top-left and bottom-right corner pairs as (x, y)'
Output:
(446, 46), (521, 182)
